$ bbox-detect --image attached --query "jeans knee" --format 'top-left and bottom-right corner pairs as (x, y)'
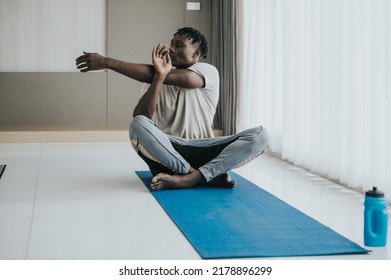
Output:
(129, 115), (153, 139)
(258, 126), (270, 150)
(249, 126), (270, 152)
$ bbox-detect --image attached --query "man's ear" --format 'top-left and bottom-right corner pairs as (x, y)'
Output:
(193, 46), (201, 58)
(193, 48), (200, 58)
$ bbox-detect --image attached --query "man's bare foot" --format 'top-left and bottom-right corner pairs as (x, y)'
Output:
(204, 172), (236, 188)
(150, 170), (203, 191)
(150, 171), (235, 191)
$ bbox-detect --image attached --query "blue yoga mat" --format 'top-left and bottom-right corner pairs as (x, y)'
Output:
(136, 170), (369, 259)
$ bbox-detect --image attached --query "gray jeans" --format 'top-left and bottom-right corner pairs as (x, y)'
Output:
(129, 115), (269, 182)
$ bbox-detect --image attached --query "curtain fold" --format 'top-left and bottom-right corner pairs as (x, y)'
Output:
(211, 0), (242, 135)
(242, 0), (391, 201)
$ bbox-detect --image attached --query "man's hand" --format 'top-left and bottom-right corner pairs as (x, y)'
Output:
(152, 44), (172, 77)
(132, 44), (172, 118)
(75, 51), (107, 72)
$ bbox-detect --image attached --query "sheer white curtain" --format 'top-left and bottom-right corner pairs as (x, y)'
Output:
(241, 0), (391, 200)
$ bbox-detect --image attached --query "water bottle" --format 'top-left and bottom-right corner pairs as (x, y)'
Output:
(364, 187), (388, 246)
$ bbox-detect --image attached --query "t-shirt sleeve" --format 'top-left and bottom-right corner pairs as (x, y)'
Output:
(188, 63), (219, 90)
(188, 63), (220, 107)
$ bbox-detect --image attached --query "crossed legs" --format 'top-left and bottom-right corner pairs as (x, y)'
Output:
(129, 115), (269, 190)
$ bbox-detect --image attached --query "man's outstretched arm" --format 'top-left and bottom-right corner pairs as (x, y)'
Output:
(75, 52), (155, 83)
(75, 51), (204, 88)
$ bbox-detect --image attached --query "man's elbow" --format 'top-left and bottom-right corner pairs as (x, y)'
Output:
(132, 109), (153, 119)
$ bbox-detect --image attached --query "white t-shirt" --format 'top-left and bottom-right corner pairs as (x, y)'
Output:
(141, 62), (220, 139)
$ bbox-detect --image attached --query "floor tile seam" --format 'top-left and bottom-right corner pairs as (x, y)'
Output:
(0, 215), (33, 218)
(33, 186), (111, 190)
(33, 189), (146, 194)
(0, 186), (39, 190)
(25, 143), (44, 260)
(39, 142), (126, 158)
(39, 155), (126, 159)
(29, 212), (146, 218)
(0, 156), (42, 159)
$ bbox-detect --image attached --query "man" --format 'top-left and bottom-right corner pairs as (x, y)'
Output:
(76, 27), (217, 139)
(76, 27), (269, 191)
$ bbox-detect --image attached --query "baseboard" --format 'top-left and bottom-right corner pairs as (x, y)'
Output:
(0, 126), (224, 143)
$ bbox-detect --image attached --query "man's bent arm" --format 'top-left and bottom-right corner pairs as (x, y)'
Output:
(107, 58), (204, 88)
(133, 44), (172, 118)
(132, 73), (165, 118)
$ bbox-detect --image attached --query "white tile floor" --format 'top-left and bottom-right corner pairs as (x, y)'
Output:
(0, 142), (390, 260)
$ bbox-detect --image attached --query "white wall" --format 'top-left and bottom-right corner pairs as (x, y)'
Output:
(0, 0), (106, 72)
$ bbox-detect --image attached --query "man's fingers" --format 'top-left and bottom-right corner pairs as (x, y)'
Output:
(152, 43), (169, 57)
(75, 57), (87, 65)
(165, 52), (171, 63)
(76, 51), (99, 72)
(75, 60), (90, 72)
(152, 46), (158, 62)
(76, 51), (89, 60)
(76, 63), (87, 69)
(78, 66), (89, 72)
(75, 55), (92, 67)
(158, 44), (168, 56)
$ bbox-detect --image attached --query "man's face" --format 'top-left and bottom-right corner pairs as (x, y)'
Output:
(169, 33), (200, 68)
